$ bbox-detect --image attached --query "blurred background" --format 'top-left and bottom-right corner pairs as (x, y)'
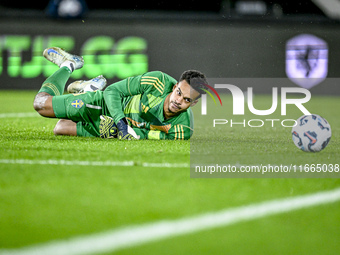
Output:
(0, 0), (339, 92)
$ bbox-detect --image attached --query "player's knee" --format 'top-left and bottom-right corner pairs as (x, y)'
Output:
(33, 93), (54, 117)
(54, 120), (77, 136)
(53, 121), (63, 135)
(33, 93), (48, 111)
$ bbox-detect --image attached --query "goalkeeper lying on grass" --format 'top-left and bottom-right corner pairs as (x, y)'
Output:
(33, 47), (208, 140)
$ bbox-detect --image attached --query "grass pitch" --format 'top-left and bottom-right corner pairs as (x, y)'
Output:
(0, 90), (340, 254)
(190, 93), (340, 178)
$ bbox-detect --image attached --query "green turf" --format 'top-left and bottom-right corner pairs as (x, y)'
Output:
(191, 94), (340, 178)
(0, 91), (339, 254)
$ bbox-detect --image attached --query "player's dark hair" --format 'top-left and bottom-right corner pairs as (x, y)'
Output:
(179, 70), (208, 98)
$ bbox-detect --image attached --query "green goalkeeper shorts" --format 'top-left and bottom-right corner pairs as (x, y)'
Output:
(52, 91), (108, 137)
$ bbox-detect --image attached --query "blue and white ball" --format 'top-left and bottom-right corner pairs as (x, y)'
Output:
(292, 114), (331, 152)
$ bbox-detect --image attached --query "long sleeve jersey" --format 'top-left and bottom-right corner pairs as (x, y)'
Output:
(103, 71), (194, 140)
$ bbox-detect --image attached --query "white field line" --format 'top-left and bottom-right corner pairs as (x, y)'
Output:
(0, 112), (39, 118)
(0, 159), (189, 168)
(1, 159), (289, 170)
(1, 188), (340, 255)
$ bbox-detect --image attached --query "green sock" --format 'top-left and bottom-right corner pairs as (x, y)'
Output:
(38, 67), (71, 96)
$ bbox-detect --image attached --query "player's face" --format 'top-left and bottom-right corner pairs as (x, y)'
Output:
(168, 80), (200, 114)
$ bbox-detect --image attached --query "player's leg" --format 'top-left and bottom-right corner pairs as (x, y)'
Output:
(54, 119), (97, 137)
(52, 96), (118, 138)
(52, 91), (107, 137)
(33, 67), (72, 117)
(67, 75), (107, 94)
(54, 119), (77, 136)
(33, 47), (84, 117)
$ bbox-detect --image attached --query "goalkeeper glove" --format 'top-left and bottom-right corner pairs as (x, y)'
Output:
(116, 118), (140, 140)
(99, 115), (117, 138)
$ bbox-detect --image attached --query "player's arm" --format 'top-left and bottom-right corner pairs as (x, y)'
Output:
(103, 74), (151, 140)
(103, 76), (145, 124)
(103, 71), (168, 140)
(132, 124), (193, 140)
(103, 71), (167, 124)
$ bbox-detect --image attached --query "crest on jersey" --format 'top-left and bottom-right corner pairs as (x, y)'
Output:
(71, 99), (84, 108)
(286, 34), (328, 89)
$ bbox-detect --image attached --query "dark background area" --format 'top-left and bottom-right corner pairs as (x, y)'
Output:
(0, 0), (327, 17)
(0, 0), (339, 93)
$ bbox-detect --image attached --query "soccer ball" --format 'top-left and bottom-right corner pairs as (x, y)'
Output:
(292, 114), (331, 152)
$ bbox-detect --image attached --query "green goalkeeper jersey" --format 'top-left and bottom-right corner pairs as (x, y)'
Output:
(103, 71), (194, 140)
